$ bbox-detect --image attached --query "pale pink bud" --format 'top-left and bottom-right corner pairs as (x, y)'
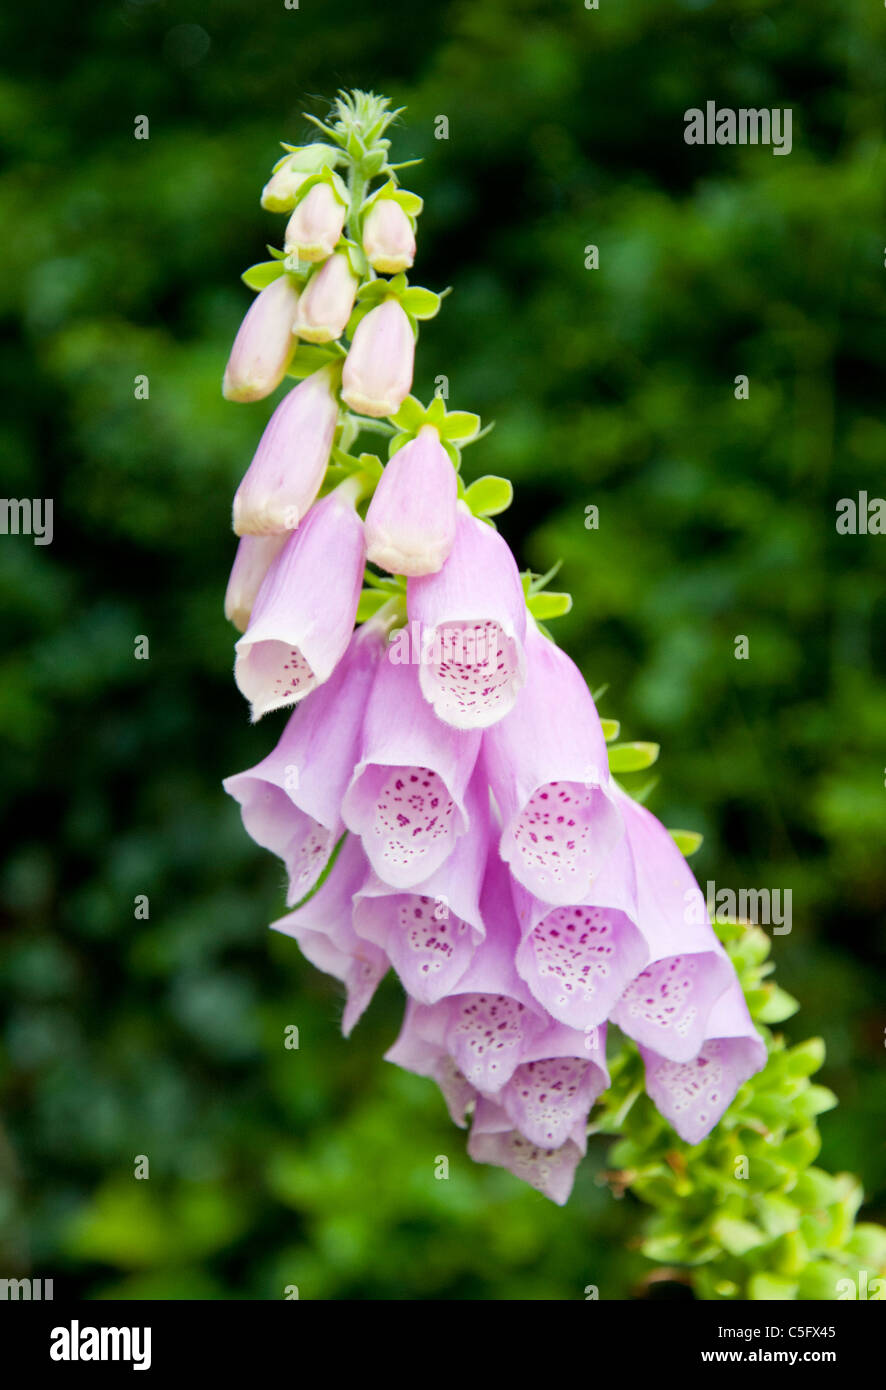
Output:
(232, 364), (339, 536)
(284, 183), (346, 263)
(294, 253), (359, 344)
(364, 425), (457, 576)
(224, 533), (289, 632)
(222, 274), (300, 403)
(362, 200), (416, 273)
(260, 158), (310, 213)
(341, 299), (414, 418)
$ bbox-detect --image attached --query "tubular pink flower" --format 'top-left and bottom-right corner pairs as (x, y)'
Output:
(222, 274), (300, 403)
(232, 364), (339, 537)
(341, 299), (415, 418)
(284, 182), (346, 262)
(224, 533), (288, 634)
(467, 1098), (587, 1207)
(639, 979), (767, 1145)
(234, 488), (365, 720)
(481, 618), (622, 903)
(364, 425), (458, 577)
(224, 620), (386, 901)
(609, 787), (735, 1062)
(512, 835), (649, 1031)
(294, 253), (359, 344)
(341, 650), (481, 888)
(271, 836), (387, 1036)
(406, 505), (527, 729)
(362, 199), (416, 273)
(352, 772), (488, 1003)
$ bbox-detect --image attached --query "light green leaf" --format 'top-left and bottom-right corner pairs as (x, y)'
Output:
(527, 591), (572, 620)
(756, 985), (800, 1023)
(608, 742), (660, 773)
(713, 1217), (766, 1256)
(399, 287), (441, 320)
(356, 589), (392, 622)
(748, 1273), (798, 1301)
(389, 395), (427, 432)
(438, 410), (481, 442)
(669, 828), (704, 857)
(600, 719), (620, 742)
(464, 475), (513, 518)
(241, 260), (286, 291)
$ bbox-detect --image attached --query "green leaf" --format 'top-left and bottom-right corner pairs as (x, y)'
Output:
(608, 742), (660, 773)
(388, 396), (427, 433)
(785, 1038), (826, 1077)
(756, 984), (800, 1023)
(748, 1273), (798, 1301)
(464, 475), (513, 518)
(356, 589), (392, 622)
(286, 344), (343, 380)
(600, 718), (620, 742)
(713, 1217), (767, 1256)
(527, 591), (572, 620)
(399, 287), (441, 320)
(241, 260), (286, 291)
(438, 410), (481, 442)
(669, 828), (704, 857)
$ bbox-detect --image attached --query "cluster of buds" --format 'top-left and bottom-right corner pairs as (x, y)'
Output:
(222, 92), (765, 1204)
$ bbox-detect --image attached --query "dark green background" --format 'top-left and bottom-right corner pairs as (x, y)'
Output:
(1, 0), (884, 1299)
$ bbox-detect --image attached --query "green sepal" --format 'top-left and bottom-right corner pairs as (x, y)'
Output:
(285, 342), (345, 380)
(527, 591), (573, 621)
(608, 742), (661, 773)
(601, 718), (621, 743)
(241, 260), (287, 291)
(669, 828), (704, 857)
(463, 475), (513, 519)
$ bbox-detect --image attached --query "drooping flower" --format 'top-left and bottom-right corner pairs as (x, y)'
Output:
(224, 619), (386, 900)
(481, 618), (622, 903)
(511, 834), (649, 1031)
(222, 274), (300, 403)
(224, 533), (288, 634)
(362, 199), (416, 273)
(271, 836), (387, 1036)
(353, 772), (488, 1003)
(284, 182), (346, 262)
(639, 978), (767, 1145)
(609, 787), (735, 1062)
(294, 253), (359, 344)
(234, 486), (365, 720)
(364, 425), (458, 577)
(406, 505), (527, 730)
(467, 1097), (588, 1207)
(341, 649), (481, 887)
(341, 299), (414, 418)
(232, 364), (339, 536)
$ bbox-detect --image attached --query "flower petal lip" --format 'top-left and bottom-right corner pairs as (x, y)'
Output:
(341, 649), (481, 888)
(407, 506), (528, 730)
(481, 618), (623, 902)
(608, 784), (734, 1062)
(224, 619), (386, 901)
(271, 836), (387, 1036)
(234, 489), (365, 721)
(232, 364), (339, 537)
(222, 274), (301, 403)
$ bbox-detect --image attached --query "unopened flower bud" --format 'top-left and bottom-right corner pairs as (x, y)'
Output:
(224, 533), (288, 632)
(222, 274), (300, 403)
(362, 199), (416, 273)
(261, 158), (309, 213)
(294, 253), (359, 343)
(341, 299), (414, 418)
(284, 183), (346, 263)
(365, 425), (457, 576)
(232, 364), (339, 535)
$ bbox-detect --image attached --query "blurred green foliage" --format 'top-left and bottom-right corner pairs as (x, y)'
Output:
(0, 0), (883, 1299)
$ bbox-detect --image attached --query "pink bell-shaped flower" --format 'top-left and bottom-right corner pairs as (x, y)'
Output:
(364, 425), (457, 577)
(341, 299), (414, 419)
(222, 274), (300, 403)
